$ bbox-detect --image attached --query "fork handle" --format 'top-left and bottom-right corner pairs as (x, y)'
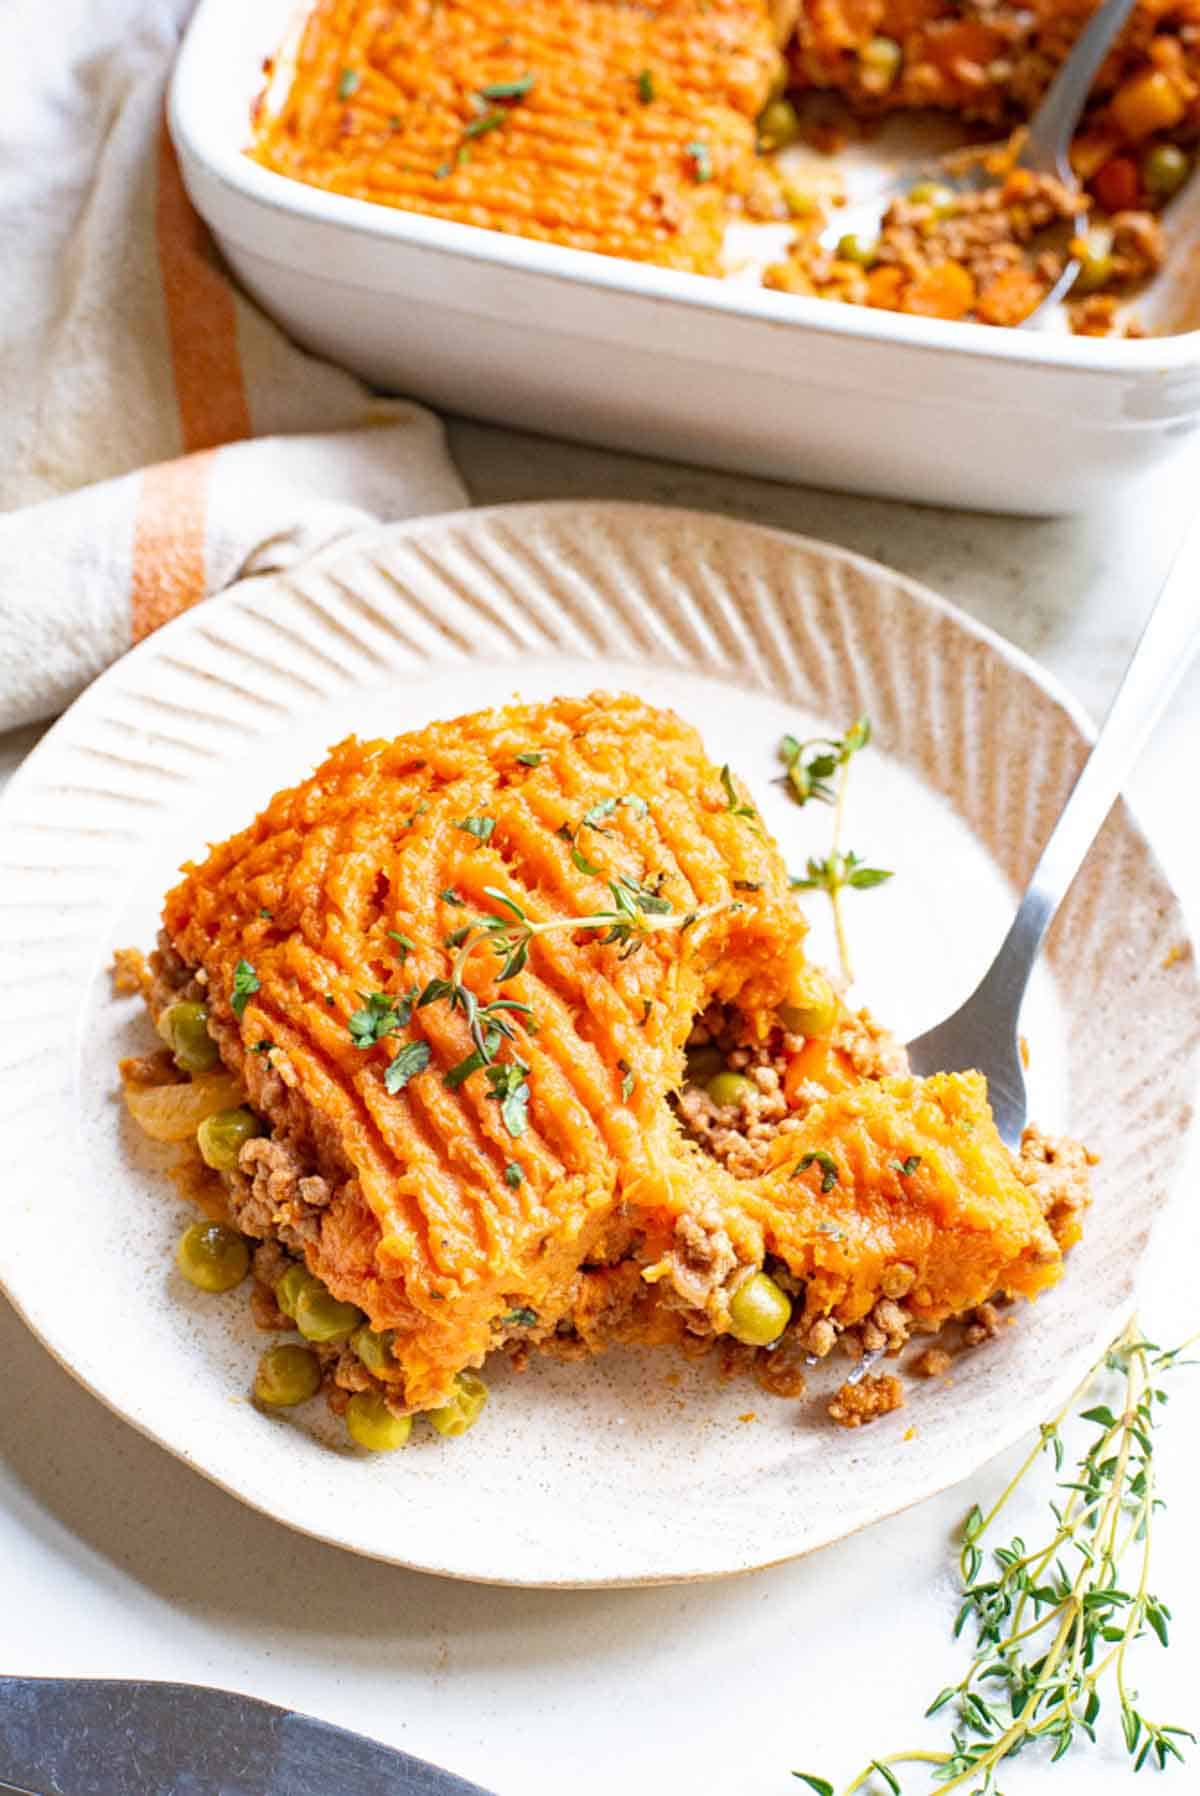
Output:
(1023, 0), (1140, 175)
(983, 501), (1200, 1007)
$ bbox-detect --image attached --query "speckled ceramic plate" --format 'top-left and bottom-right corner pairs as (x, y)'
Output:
(0, 501), (1196, 1587)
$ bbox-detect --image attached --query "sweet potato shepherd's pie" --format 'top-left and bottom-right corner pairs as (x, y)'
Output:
(250, 0), (1199, 334)
(116, 695), (1091, 1452)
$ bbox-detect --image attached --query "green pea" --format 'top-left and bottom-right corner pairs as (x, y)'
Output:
(160, 1000), (219, 1073)
(428, 1371), (488, 1438)
(346, 1390), (412, 1452)
(705, 1069), (755, 1109)
(1142, 143), (1190, 199)
(780, 178), (819, 219)
(196, 1106), (261, 1172)
(254, 1343), (321, 1407)
(861, 35), (902, 88)
(295, 1282), (363, 1344)
(176, 1221), (249, 1293)
(352, 1324), (396, 1377)
(728, 1271), (792, 1346)
(835, 233), (878, 267)
(909, 180), (956, 217)
(758, 97), (800, 150)
(1073, 231), (1115, 295)
(275, 1262), (320, 1320)
(685, 1044), (725, 1085)
(779, 982), (838, 1039)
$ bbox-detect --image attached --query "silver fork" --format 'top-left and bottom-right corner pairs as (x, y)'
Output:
(820, 0), (1140, 319)
(906, 503), (1200, 1146)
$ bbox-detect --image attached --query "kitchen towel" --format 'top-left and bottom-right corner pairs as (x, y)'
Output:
(0, 0), (467, 733)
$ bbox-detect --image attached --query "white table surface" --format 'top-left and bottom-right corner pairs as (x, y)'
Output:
(2, 425), (1198, 1796)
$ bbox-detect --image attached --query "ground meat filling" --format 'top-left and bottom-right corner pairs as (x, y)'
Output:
(674, 1000), (905, 1177)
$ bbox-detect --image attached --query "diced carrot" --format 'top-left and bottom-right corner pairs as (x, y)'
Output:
(864, 264), (905, 309)
(925, 19), (1005, 79)
(1111, 69), (1186, 141)
(900, 260), (976, 320)
(784, 1039), (854, 1107)
(976, 265), (1046, 327)
(1092, 155), (1140, 213)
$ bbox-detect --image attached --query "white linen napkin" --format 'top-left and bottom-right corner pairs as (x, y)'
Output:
(0, 0), (467, 733)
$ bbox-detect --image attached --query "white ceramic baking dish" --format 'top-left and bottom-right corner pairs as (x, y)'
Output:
(170, 0), (1200, 514)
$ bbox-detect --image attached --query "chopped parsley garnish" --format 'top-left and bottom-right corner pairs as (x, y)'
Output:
(384, 1039), (431, 1093)
(485, 1060), (530, 1137)
(685, 140), (712, 183)
(892, 1155), (922, 1177)
(258, 907), (274, 920)
(386, 930), (414, 961)
(515, 751), (543, 767)
(324, 993), (335, 1007)
(504, 1162), (524, 1188)
(231, 959), (260, 1019)
(440, 887), (465, 906)
(348, 988), (415, 1049)
(637, 68), (655, 104)
(619, 1059), (635, 1101)
(251, 1039), (275, 1055)
(796, 1149), (839, 1193)
(478, 75), (535, 101)
(499, 1305), (538, 1327)
(337, 67), (360, 100)
(456, 815), (496, 844)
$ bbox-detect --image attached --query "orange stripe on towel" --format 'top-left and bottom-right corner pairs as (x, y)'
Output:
(129, 451), (215, 643)
(129, 116), (253, 644)
(155, 114), (251, 452)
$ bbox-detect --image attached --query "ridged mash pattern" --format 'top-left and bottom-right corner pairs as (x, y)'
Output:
(0, 501), (1195, 1586)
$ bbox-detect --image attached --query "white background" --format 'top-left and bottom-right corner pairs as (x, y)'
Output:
(2, 420), (1198, 1796)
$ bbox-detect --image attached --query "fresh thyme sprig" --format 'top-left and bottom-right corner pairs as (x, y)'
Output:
(406, 849), (733, 1134)
(795, 1320), (1197, 1796)
(781, 716), (891, 985)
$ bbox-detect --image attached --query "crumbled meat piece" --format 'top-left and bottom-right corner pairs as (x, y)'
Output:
(119, 1047), (184, 1089)
(252, 1239), (291, 1290)
(235, 1136), (332, 1243)
(798, 1316), (838, 1358)
(963, 1300), (1003, 1347)
(249, 1283), (288, 1331)
(1017, 1126), (1095, 1248)
(871, 1298), (910, 1353)
(111, 947), (151, 998)
(829, 1373), (905, 1428)
(880, 1262), (917, 1299)
(753, 1334), (808, 1398)
(659, 1209), (739, 1312)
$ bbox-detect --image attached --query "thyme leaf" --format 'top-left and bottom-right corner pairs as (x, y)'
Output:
(795, 1149), (839, 1193)
(384, 1039), (431, 1093)
(231, 959), (260, 1019)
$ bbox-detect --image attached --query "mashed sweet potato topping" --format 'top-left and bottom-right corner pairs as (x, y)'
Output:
(250, 0), (780, 273)
(130, 694), (1088, 1429)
